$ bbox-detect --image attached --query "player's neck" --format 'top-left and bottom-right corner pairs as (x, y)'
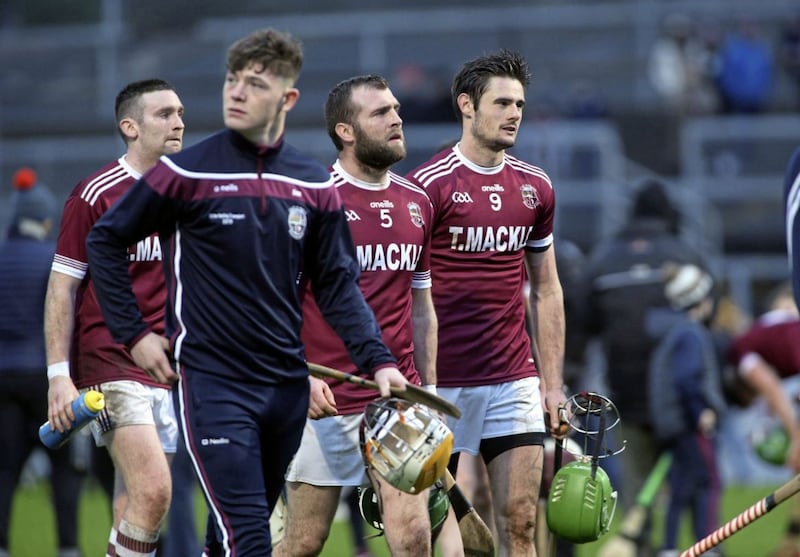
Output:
(338, 154), (390, 185)
(458, 137), (504, 168)
(124, 150), (161, 176)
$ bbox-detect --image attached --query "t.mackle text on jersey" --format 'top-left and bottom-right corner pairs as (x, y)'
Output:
(448, 225), (534, 252)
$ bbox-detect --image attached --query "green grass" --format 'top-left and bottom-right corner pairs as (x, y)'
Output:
(7, 479), (794, 556)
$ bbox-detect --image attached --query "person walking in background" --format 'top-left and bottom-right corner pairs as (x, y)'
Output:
(45, 79), (185, 557)
(274, 74), (436, 557)
(84, 29), (408, 557)
(648, 264), (725, 557)
(581, 178), (712, 556)
(406, 49), (569, 555)
(0, 169), (86, 557)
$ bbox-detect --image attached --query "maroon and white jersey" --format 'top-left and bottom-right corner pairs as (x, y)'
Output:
(728, 309), (800, 378)
(407, 144), (555, 387)
(52, 157), (167, 389)
(301, 161), (433, 415)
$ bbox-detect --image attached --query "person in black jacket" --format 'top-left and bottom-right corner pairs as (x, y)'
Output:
(85, 29), (408, 557)
(582, 179), (712, 557)
(0, 169), (86, 557)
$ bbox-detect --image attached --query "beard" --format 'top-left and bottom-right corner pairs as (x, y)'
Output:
(471, 116), (516, 152)
(353, 124), (406, 170)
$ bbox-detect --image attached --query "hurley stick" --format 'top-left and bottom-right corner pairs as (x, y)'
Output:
(442, 468), (496, 557)
(681, 473), (800, 557)
(307, 362), (461, 418)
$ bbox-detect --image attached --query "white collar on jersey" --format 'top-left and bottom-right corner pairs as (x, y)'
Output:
(333, 159), (391, 191)
(453, 143), (506, 175)
(118, 155), (143, 180)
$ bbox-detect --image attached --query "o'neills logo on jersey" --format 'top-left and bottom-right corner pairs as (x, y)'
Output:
(356, 243), (422, 271)
(128, 235), (162, 262)
(448, 225), (534, 252)
(407, 202), (424, 228)
(521, 184), (539, 210)
(482, 184), (504, 193)
(370, 200), (395, 209)
(288, 206), (308, 240)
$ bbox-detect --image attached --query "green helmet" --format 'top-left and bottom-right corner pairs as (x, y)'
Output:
(546, 458), (617, 543)
(752, 424), (789, 466)
(357, 480), (450, 540)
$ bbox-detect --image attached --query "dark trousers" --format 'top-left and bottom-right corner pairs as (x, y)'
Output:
(176, 369), (308, 556)
(0, 373), (85, 549)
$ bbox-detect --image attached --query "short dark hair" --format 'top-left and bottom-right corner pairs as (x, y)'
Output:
(451, 49), (531, 120)
(114, 78), (176, 143)
(226, 28), (303, 83)
(325, 75), (390, 151)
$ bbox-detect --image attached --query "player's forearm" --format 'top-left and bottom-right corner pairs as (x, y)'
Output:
(44, 272), (78, 366)
(530, 285), (566, 390)
(412, 289), (438, 386)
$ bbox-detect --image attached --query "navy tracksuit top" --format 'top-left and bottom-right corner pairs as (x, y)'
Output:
(86, 129), (395, 385)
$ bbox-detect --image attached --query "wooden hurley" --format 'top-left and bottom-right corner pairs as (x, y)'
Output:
(307, 362), (461, 418)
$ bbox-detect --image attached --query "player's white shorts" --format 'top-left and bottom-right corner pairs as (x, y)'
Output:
(87, 380), (178, 453)
(284, 414), (365, 487)
(439, 376), (545, 455)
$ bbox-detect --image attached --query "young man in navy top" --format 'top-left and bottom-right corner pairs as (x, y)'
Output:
(86, 28), (407, 557)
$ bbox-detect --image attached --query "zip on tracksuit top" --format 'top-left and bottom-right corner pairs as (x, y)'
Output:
(86, 129), (396, 385)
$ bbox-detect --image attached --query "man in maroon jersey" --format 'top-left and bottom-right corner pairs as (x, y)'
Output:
(44, 79), (185, 557)
(274, 74), (438, 557)
(406, 50), (569, 555)
(727, 282), (800, 556)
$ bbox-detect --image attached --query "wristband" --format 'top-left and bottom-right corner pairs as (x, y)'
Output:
(47, 361), (70, 380)
(422, 384), (437, 394)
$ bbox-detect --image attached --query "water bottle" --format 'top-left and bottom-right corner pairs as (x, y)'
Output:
(39, 390), (105, 450)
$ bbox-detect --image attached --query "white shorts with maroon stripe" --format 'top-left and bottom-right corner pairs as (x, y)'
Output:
(88, 380), (178, 453)
(439, 376), (545, 455)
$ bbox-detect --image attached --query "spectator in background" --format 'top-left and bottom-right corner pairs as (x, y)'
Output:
(647, 12), (720, 116)
(714, 18), (774, 114)
(0, 168), (86, 557)
(581, 178), (712, 556)
(649, 264), (725, 557)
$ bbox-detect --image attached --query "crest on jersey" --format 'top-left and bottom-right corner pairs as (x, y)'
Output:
(521, 184), (539, 210)
(288, 206), (308, 240)
(407, 202), (424, 228)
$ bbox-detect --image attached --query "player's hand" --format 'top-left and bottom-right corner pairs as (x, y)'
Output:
(47, 375), (80, 433)
(697, 408), (717, 436)
(545, 387), (570, 439)
(373, 366), (407, 398)
(130, 332), (178, 385)
(308, 376), (337, 419)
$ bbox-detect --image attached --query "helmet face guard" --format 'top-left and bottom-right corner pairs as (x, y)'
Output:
(360, 398), (454, 494)
(546, 459), (618, 543)
(546, 392), (623, 544)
